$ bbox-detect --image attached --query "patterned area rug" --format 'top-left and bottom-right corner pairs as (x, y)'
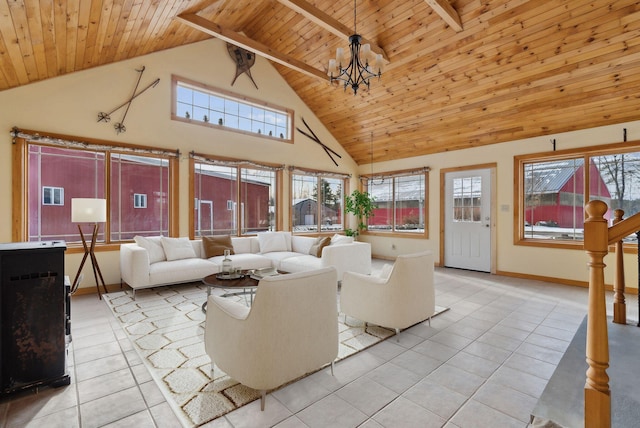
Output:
(103, 282), (448, 427)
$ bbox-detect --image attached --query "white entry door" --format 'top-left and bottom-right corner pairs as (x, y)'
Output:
(444, 168), (492, 272)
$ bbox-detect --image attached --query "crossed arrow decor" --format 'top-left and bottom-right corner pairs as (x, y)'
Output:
(296, 117), (342, 167)
(97, 66), (160, 134)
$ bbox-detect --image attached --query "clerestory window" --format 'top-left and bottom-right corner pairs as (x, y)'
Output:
(172, 75), (293, 141)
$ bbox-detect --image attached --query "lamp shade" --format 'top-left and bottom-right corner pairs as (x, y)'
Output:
(71, 198), (107, 223)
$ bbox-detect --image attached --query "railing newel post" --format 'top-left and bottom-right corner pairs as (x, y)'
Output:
(583, 200), (611, 428)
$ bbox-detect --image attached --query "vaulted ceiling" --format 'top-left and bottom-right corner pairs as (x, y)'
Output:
(1, 1), (639, 164)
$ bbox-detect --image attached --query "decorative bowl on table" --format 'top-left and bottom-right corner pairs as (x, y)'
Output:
(215, 272), (245, 280)
(250, 267), (279, 279)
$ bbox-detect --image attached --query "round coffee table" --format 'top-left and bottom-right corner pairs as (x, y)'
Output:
(201, 272), (259, 313)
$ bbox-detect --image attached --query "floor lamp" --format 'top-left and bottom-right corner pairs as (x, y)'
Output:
(71, 198), (108, 299)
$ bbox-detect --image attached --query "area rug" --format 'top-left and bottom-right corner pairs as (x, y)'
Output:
(103, 282), (448, 427)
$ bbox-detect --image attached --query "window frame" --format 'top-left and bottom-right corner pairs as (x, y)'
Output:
(289, 167), (350, 235)
(361, 167), (429, 238)
(171, 75), (294, 143)
(11, 129), (179, 250)
(514, 140), (640, 250)
(189, 153), (284, 238)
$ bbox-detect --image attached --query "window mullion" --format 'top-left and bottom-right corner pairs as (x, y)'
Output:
(104, 151), (111, 243)
(317, 177), (322, 232)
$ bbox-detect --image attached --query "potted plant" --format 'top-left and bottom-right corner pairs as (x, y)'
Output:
(344, 189), (376, 238)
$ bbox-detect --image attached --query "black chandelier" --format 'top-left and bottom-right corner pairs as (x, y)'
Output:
(328, 0), (383, 95)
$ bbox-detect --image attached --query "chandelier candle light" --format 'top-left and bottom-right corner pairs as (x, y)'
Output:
(328, 0), (384, 95)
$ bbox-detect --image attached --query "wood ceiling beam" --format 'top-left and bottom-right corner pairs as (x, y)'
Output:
(425, 0), (463, 32)
(175, 13), (329, 82)
(276, 0), (389, 62)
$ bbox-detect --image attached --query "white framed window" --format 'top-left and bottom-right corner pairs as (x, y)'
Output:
(364, 169), (429, 236)
(42, 186), (64, 206)
(290, 170), (347, 233)
(192, 154), (281, 237)
(172, 76), (293, 141)
(134, 193), (147, 208)
(15, 134), (177, 243)
(515, 142), (640, 247)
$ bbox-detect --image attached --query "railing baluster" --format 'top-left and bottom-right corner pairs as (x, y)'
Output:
(613, 209), (626, 324)
(637, 231), (640, 328)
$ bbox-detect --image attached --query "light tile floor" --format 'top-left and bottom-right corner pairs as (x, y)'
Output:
(0, 261), (637, 428)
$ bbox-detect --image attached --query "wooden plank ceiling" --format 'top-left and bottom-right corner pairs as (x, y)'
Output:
(1, 0), (639, 164)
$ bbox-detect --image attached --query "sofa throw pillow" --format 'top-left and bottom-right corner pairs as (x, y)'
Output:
(257, 232), (288, 253)
(202, 235), (235, 258)
(161, 237), (197, 261)
(330, 234), (354, 245)
(134, 235), (166, 264)
(308, 236), (331, 258)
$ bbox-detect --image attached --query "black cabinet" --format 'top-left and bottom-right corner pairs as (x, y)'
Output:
(0, 241), (70, 394)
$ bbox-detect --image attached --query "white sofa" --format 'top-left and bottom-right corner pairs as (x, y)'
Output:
(119, 232), (371, 295)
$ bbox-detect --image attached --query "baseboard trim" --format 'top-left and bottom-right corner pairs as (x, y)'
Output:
(495, 269), (639, 294)
(72, 283), (127, 296)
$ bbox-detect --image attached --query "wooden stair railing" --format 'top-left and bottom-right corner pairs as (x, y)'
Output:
(583, 200), (640, 428)
(612, 209), (626, 324)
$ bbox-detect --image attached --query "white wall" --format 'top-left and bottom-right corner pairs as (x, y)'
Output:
(0, 38), (358, 291)
(360, 121), (640, 287)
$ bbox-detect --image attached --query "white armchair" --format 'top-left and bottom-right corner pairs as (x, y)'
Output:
(204, 267), (338, 410)
(340, 251), (436, 334)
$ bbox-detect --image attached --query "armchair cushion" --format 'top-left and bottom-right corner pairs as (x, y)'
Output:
(380, 263), (394, 280)
(209, 295), (250, 320)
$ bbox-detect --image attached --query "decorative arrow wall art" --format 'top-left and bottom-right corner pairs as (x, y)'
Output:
(97, 66), (160, 134)
(296, 117), (342, 167)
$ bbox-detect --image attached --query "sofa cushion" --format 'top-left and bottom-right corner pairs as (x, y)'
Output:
(161, 237), (197, 261)
(309, 236), (331, 257)
(134, 235), (166, 264)
(279, 254), (322, 274)
(203, 235), (235, 258)
(260, 251), (301, 270)
(149, 258), (218, 285)
(291, 235), (316, 254)
(257, 232), (291, 253)
(231, 237), (259, 254)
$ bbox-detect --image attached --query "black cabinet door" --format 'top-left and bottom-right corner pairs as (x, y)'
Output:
(0, 242), (69, 394)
